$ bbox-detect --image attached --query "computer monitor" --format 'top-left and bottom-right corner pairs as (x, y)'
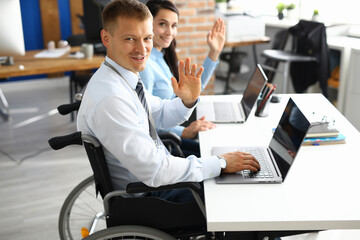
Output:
(0, 0), (25, 65)
(83, 0), (109, 42)
(82, 0), (149, 54)
(83, 0), (148, 42)
(0, 0), (25, 120)
(82, 0), (110, 53)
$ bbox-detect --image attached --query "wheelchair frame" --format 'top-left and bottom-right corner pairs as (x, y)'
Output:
(49, 131), (207, 240)
(52, 101), (204, 240)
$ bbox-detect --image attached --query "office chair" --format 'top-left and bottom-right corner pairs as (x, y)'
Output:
(218, 48), (247, 94)
(261, 20), (329, 95)
(261, 29), (289, 83)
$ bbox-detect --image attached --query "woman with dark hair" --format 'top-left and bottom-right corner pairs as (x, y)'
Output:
(140, 0), (226, 156)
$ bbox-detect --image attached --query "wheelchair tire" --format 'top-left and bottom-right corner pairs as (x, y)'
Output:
(83, 225), (176, 240)
(59, 175), (106, 240)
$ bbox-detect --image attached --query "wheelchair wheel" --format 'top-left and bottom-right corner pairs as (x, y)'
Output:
(59, 175), (106, 240)
(83, 225), (176, 240)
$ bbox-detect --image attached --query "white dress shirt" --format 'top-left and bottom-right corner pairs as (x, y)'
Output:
(77, 56), (220, 191)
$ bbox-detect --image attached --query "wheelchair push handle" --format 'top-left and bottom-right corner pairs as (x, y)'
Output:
(48, 131), (83, 150)
(57, 101), (81, 115)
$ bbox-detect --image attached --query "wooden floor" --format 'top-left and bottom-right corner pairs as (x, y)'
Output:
(0, 78), (92, 240)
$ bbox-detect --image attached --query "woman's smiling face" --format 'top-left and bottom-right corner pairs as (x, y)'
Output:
(152, 8), (178, 51)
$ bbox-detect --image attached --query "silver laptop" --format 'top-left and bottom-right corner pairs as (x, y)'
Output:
(196, 64), (267, 123)
(212, 98), (311, 184)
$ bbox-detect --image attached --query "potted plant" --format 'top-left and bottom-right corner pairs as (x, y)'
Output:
(286, 3), (296, 20)
(215, 0), (227, 13)
(286, 3), (296, 10)
(276, 3), (285, 20)
(312, 9), (319, 21)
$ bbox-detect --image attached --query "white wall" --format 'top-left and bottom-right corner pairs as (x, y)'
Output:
(229, 0), (359, 25)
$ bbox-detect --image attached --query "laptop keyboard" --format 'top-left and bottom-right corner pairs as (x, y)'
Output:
(238, 148), (274, 179)
(214, 102), (236, 121)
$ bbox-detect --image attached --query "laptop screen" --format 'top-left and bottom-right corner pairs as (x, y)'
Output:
(269, 98), (310, 181)
(241, 64), (267, 120)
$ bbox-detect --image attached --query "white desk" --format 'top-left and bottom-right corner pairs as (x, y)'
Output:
(199, 93), (360, 232)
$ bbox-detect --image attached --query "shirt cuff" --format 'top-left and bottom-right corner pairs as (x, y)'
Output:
(202, 155), (221, 179)
(201, 57), (219, 90)
(176, 97), (199, 110)
(204, 56), (219, 66)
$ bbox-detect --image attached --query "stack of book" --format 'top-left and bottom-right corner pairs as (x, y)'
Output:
(303, 123), (346, 145)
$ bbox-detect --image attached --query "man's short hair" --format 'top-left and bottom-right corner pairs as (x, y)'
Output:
(102, 0), (152, 35)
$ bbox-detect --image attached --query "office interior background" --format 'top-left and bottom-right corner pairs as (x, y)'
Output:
(8, 0), (360, 129)
(16, 0), (359, 51)
(1, 0), (360, 239)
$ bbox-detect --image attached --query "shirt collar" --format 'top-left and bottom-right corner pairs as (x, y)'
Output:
(105, 56), (139, 89)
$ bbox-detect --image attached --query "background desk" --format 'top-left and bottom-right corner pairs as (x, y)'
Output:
(0, 47), (104, 121)
(0, 47), (104, 79)
(261, 23), (360, 131)
(221, 37), (270, 94)
(224, 37), (271, 65)
(199, 94), (360, 233)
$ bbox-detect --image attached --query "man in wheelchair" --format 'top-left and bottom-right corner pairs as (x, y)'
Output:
(76, 0), (260, 238)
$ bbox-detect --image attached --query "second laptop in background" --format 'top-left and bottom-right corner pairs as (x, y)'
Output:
(196, 64), (267, 123)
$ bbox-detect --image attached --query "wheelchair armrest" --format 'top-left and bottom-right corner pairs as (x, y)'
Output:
(48, 131), (83, 150)
(57, 101), (81, 115)
(126, 181), (202, 194)
(158, 131), (181, 146)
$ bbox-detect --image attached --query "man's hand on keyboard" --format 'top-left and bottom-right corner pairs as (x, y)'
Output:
(220, 152), (260, 174)
(181, 116), (216, 139)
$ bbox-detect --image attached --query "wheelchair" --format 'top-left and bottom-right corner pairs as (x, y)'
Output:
(50, 101), (205, 240)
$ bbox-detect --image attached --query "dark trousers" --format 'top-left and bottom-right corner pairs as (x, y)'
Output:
(146, 182), (204, 204)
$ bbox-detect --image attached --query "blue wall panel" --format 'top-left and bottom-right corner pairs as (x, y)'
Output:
(20, 0), (43, 50)
(19, 0), (72, 50)
(12, 0), (72, 81)
(58, 0), (72, 41)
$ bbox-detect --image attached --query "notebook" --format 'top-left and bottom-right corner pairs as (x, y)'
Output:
(306, 123), (339, 138)
(303, 133), (346, 145)
(212, 98), (311, 184)
(196, 64), (267, 123)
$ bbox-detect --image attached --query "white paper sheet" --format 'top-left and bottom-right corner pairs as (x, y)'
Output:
(34, 48), (70, 58)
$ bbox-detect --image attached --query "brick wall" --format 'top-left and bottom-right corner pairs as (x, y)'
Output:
(173, 0), (216, 95)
